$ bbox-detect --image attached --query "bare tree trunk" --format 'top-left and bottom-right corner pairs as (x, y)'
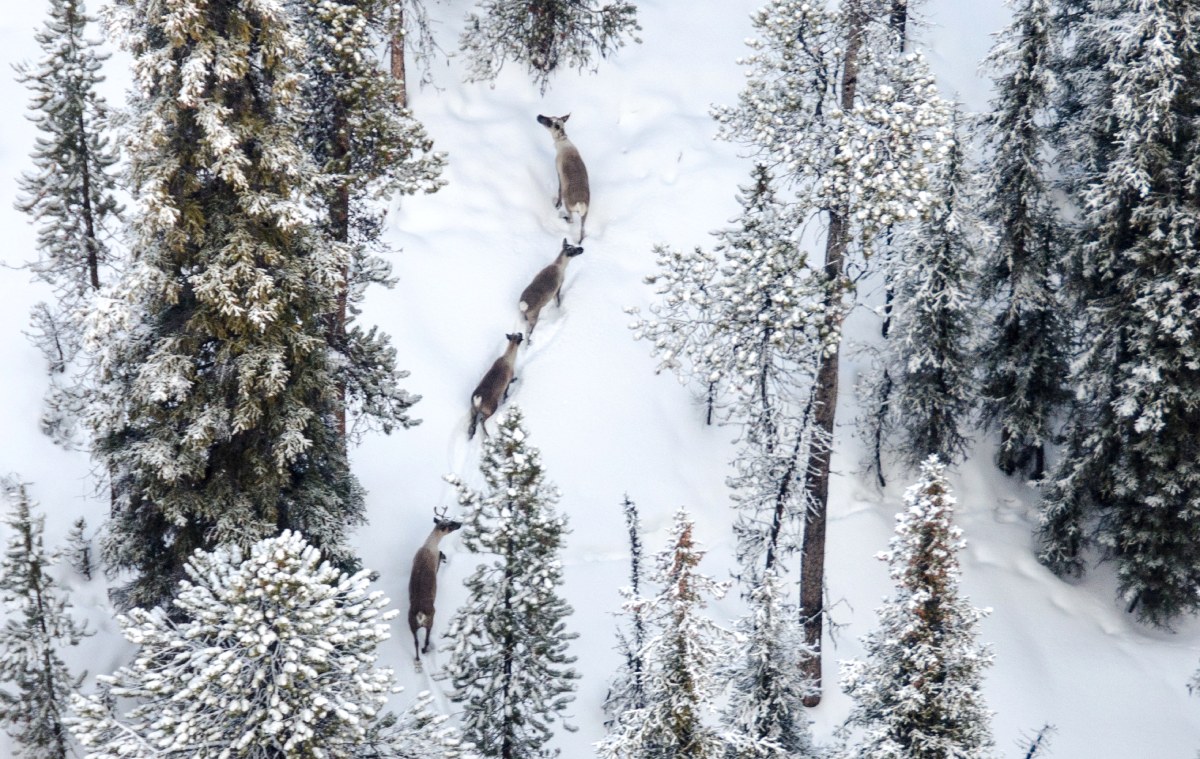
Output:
(799, 1), (865, 707)
(390, 7), (408, 108)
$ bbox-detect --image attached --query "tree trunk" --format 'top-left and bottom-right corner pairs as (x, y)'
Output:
(390, 8), (408, 108)
(77, 111), (101, 291)
(800, 1), (865, 707)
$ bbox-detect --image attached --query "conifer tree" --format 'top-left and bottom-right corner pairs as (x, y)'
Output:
(459, 0), (641, 93)
(0, 481), (89, 759)
(840, 457), (994, 759)
(631, 168), (823, 754)
(603, 495), (648, 726)
(713, 0), (952, 701)
(296, 0), (446, 444)
(444, 406), (579, 759)
(1038, 0), (1200, 626)
(62, 517), (92, 581)
(597, 508), (732, 759)
(721, 569), (818, 759)
(881, 118), (980, 469)
(14, 0), (120, 444)
(631, 163), (827, 582)
(69, 531), (467, 758)
(91, 0), (367, 610)
(977, 0), (1068, 480)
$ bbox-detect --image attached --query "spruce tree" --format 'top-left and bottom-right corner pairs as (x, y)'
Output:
(0, 481), (89, 759)
(443, 406), (579, 759)
(882, 117), (980, 469)
(296, 0), (446, 444)
(603, 495), (648, 726)
(721, 569), (818, 759)
(859, 0), (915, 491)
(597, 508), (732, 759)
(14, 0), (120, 444)
(1038, 0), (1200, 626)
(631, 163), (826, 581)
(631, 167), (823, 755)
(62, 517), (92, 581)
(459, 0), (641, 93)
(69, 531), (467, 758)
(840, 457), (994, 759)
(712, 0), (952, 701)
(92, 0), (366, 609)
(977, 0), (1068, 480)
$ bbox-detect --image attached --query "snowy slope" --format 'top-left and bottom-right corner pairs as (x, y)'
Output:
(1, 0), (1198, 757)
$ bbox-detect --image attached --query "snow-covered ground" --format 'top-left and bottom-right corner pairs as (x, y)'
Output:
(1, 0), (1198, 756)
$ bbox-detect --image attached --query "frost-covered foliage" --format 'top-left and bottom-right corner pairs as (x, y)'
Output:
(444, 407), (578, 759)
(69, 531), (465, 758)
(597, 509), (733, 759)
(630, 164), (827, 580)
(879, 120), (980, 469)
(93, 0), (365, 610)
(630, 165), (823, 416)
(62, 517), (93, 581)
(840, 457), (995, 759)
(721, 569), (819, 759)
(0, 481), (88, 759)
(1037, 0), (1200, 626)
(459, 0), (641, 93)
(603, 496), (648, 727)
(297, 0), (446, 441)
(713, 0), (953, 703)
(713, 0), (952, 240)
(976, 0), (1068, 480)
(14, 0), (121, 445)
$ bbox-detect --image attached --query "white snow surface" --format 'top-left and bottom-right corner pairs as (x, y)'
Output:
(0, 0), (1198, 757)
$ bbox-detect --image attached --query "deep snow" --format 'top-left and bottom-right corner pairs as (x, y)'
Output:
(0, 0), (1197, 756)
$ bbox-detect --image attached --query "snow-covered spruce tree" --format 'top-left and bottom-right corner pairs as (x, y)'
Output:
(881, 115), (980, 469)
(627, 242), (721, 422)
(721, 568), (818, 759)
(1037, 0), (1200, 626)
(14, 0), (120, 444)
(632, 167), (823, 754)
(713, 0), (952, 701)
(62, 517), (93, 580)
(0, 481), (89, 759)
(603, 495), (648, 727)
(631, 164), (827, 583)
(976, 0), (1068, 480)
(92, 0), (365, 610)
(459, 0), (640, 93)
(858, 0), (913, 493)
(443, 406), (578, 759)
(597, 508), (733, 759)
(69, 530), (468, 758)
(840, 457), (994, 759)
(296, 0), (446, 445)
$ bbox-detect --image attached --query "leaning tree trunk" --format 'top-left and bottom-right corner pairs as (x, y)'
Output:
(799, 0), (866, 707)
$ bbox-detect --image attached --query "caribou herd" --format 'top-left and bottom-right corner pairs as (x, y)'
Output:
(408, 113), (592, 662)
